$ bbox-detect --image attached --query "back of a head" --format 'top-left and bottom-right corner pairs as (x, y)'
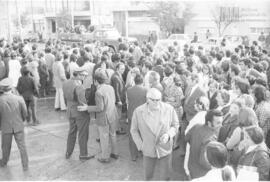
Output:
(245, 126), (264, 144)
(238, 107), (258, 127)
(134, 74), (144, 85)
(206, 141), (228, 168)
(94, 68), (107, 84)
(205, 109), (223, 125)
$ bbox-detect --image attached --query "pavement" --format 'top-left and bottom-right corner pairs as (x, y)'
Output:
(0, 98), (186, 181)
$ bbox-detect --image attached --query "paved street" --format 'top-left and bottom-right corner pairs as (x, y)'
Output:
(0, 98), (186, 181)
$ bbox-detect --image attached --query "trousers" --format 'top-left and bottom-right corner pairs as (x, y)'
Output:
(54, 88), (66, 110)
(143, 155), (171, 181)
(1, 131), (28, 168)
(128, 119), (139, 159)
(24, 97), (37, 123)
(98, 123), (118, 159)
(66, 117), (89, 157)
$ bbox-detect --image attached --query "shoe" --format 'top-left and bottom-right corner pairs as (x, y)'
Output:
(110, 153), (119, 160)
(23, 166), (29, 171)
(131, 156), (137, 162)
(173, 145), (180, 151)
(65, 152), (72, 159)
(97, 158), (110, 163)
(79, 155), (95, 161)
(55, 108), (60, 112)
(0, 159), (7, 167)
(116, 130), (126, 135)
(179, 150), (186, 157)
(35, 120), (41, 124)
(32, 122), (38, 126)
(96, 139), (100, 143)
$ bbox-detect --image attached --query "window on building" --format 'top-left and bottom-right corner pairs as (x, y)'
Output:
(128, 11), (151, 17)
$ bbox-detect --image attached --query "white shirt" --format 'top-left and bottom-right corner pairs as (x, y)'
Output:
(82, 61), (95, 88)
(185, 111), (207, 135)
(69, 62), (79, 78)
(8, 59), (21, 87)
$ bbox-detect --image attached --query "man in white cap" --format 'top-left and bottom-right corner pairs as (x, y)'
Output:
(0, 78), (28, 171)
(63, 67), (94, 160)
(131, 88), (179, 180)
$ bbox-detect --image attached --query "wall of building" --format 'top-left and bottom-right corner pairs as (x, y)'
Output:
(185, 1), (270, 41)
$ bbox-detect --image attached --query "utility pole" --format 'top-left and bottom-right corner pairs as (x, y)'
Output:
(15, 0), (22, 40)
(31, 0), (35, 32)
(7, 0), (12, 43)
(71, 0), (74, 28)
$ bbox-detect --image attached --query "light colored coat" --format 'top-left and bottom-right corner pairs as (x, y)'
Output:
(131, 102), (179, 158)
(0, 93), (27, 134)
(52, 61), (66, 89)
(87, 84), (118, 127)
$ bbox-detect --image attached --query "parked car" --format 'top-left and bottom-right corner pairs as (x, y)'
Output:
(59, 26), (137, 51)
(23, 31), (39, 42)
(168, 34), (191, 45)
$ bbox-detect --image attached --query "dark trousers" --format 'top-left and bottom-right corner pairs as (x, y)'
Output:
(128, 119), (138, 159)
(179, 120), (188, 155)
(143, 155), (171, 181)
(1, 131), (28, 168)
(24, 98), (37, 123)
(66, 117), (89, 157)
(39, 77), (48, 97)
(46, 70), (53, 94)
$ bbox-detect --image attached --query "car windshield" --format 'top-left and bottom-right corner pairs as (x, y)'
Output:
(168, 34), (187, 40)
(95, 30), (121, 39)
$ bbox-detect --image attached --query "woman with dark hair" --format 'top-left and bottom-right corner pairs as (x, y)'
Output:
(237, 126), (270, 181)
(192, 141), (236, 181)
(218, 100), (242, 143)
(253, 85), (270, 136)
(233, 77), (250, 96)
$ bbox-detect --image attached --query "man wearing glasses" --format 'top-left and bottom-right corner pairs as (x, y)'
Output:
(131, 88), (179, 180)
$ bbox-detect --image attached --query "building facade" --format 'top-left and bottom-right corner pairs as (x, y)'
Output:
(185, 1), (270, 41)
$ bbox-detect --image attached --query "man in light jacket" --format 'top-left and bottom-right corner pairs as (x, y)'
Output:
(131, 88), (179, 180)
(78, 68), (119, 163)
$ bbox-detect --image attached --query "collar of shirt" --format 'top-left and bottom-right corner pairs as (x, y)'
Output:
(245, 144), (258, 154)
(190, 84), (199, 96)
(147, 102), (161, 115)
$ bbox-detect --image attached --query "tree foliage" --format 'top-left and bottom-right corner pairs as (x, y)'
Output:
(56, 10), (72, 29)
(211, 6), (239, 37)
(13, 11), (31, 29)
(149, 1), (195, 35)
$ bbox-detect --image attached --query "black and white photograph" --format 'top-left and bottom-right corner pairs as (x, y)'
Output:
(0, 0), (270, 181)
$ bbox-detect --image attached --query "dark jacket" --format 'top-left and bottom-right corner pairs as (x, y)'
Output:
(111, 72), (126, 104)
(185, 124), (217, 179)
(218, 114), (239, 143)
(127, 85), (147, 121)
(17, 75), (39, 100)
(153, 65), (164, 82)
(63, 78), (89, 120)
(183, 85), (206, 122)
(238, 145), (270, 181)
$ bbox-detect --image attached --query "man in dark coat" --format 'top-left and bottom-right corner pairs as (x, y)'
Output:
(127, 74), (147, 161)
(185, 109), (223, 179)
(111, 62), (126, 135)
(63, 67), (94, 160)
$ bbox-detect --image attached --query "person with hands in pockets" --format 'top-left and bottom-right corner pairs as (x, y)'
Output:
(131, 88), (179, 180)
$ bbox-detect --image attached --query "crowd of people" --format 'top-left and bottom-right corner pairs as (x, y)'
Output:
(0, 33), (270, 181)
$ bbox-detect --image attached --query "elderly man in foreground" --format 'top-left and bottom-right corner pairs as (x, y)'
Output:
(131, 88), (179, 180)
